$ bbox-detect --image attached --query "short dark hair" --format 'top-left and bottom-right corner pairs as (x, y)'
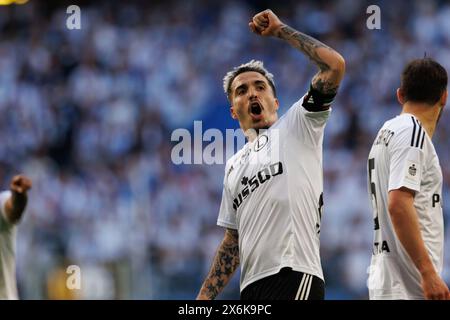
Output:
(400, 58), (448, 105)
(223, 60), (277, 101)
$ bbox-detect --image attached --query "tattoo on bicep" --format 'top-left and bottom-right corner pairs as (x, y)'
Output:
(201, 230), (240, 299)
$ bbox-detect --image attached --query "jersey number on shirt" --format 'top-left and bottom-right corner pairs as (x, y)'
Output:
(368, 158), (380, 230)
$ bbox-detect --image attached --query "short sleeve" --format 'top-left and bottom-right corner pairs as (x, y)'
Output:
(0, 190), (12, 229)
(387, 121), (426, 193)
(217, 165), (237, 230)
(388, 146), (424, 193)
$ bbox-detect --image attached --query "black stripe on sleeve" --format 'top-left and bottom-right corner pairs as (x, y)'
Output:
(410, 116), (416, 147)
(420, 131), (426, 149)
(415, 119), (422, 148)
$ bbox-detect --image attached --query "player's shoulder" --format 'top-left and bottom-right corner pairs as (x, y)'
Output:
(383, 113), (426, 149)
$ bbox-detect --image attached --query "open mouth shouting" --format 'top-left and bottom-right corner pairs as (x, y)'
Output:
(249, 101), (264, 121)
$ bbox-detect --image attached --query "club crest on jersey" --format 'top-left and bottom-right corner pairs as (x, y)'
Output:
(408, 164), (417, 176)
(404, 160), (420, 184)
(232, 162), (283, 210)
(254, 134), (269, 152)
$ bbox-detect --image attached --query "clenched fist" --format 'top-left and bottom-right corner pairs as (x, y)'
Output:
(10, 175), (32, 195)
(249, 9), (284, 37)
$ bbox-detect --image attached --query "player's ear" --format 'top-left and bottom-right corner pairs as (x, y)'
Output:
(274, 98), (279, 111)
(396, 88), (405, 105)
(230, 106), (238, 119)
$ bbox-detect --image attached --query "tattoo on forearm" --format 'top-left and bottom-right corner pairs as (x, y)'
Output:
(199, 230), (239, 299)
(277, 25), (340, 95)
(277, 25), (330, 70)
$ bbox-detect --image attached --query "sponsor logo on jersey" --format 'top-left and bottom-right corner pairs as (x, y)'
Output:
(373, 240), (390, 255)
(254, 134), (269, 152)
(232, 162), (283, 210)
(432, 193), (441, 208)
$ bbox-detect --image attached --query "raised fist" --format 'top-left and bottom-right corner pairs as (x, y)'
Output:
(249, 9), (283, 37)
(10, 175), (32, 194)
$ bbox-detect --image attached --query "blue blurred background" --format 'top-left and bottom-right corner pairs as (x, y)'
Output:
(1, 0), (450, 299)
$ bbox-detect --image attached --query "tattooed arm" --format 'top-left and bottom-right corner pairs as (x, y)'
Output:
(249, 9), (345, 95)
(197, 228), (240, 300)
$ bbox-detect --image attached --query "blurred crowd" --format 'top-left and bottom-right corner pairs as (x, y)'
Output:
(1, 0), (450, 299)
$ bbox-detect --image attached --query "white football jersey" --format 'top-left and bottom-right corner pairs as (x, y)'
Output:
(217, 93), (331, 291)
(367, 113), (444, 300)
(0, 190), (18, 300)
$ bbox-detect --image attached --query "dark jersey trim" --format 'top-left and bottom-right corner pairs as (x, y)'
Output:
(410, 116), (417, 147)
(420, 131), (426, 149)
(410, 116), (425, 150)
(415, 121), (422, 148)
(302, 84), (336, 112)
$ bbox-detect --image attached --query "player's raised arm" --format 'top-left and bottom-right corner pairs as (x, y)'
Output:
(4, 175), (32, 225)
(197, 228), (240, 300)
(249, 9), (345, 96)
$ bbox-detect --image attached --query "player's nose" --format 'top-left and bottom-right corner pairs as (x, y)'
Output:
(248, 86), (258, 99)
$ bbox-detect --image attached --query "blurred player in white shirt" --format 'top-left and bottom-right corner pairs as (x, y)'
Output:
(367, 58), (449, 300)
(0, 175), (32, 300)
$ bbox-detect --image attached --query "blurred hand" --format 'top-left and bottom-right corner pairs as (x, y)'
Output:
(421, 271), (450, 300)
(10, 175), (32, 194)
(249, 9), (284, 37)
